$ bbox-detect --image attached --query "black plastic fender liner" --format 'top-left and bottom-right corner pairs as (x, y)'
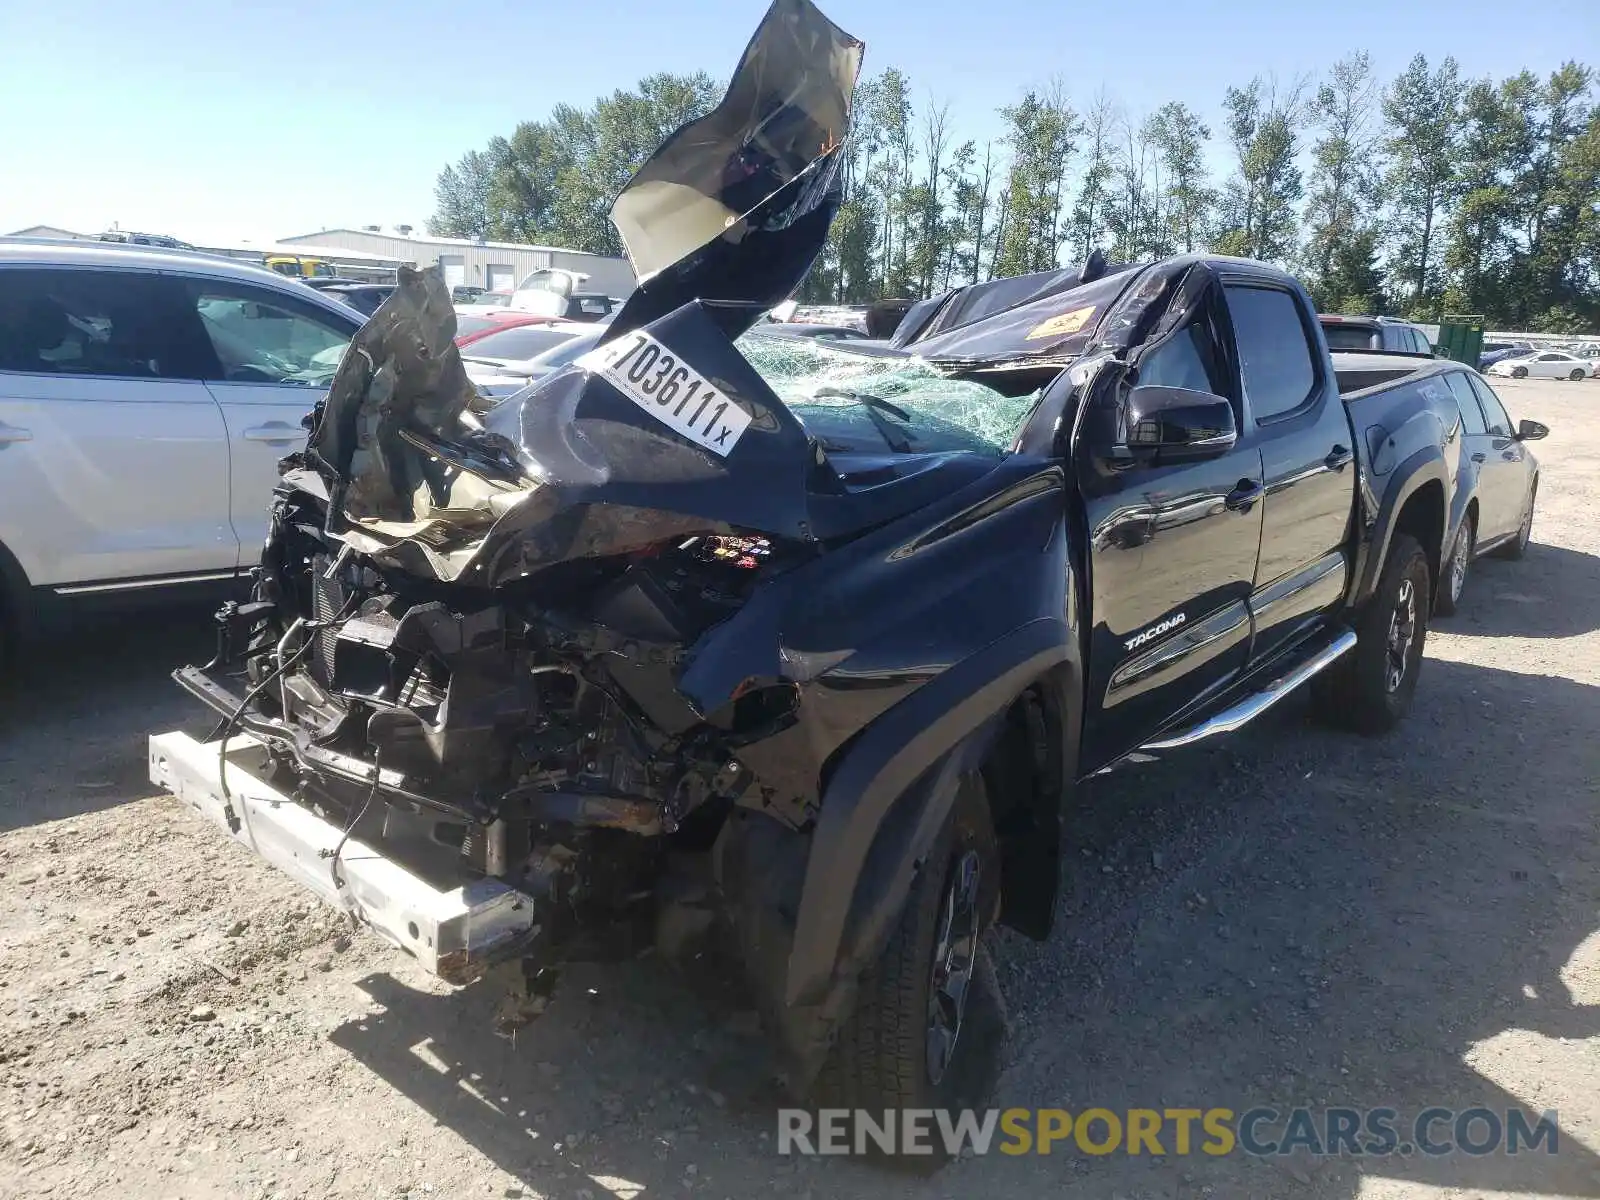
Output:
(782, 613), (1078, 1008)
(1346, 445), (1449, 609)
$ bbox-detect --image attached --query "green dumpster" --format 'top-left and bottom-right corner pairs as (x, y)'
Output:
(1435, 315), (1485, 366)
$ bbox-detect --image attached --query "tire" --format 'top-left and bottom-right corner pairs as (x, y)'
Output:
(1495, 479), (1536, 560)
(1511, 366), (1528, 378)
(810, 773), (1003, 1163)
(1435, 516), (1473, 617)
(0, 582), (16, 687)
(1312, 533), (1430, 735)
(1571, 369), (1587, 381)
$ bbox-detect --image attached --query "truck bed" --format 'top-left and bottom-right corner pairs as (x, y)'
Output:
(1331, 350), (1436, 396)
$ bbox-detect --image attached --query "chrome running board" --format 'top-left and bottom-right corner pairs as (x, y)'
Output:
(1138, 629), (1358, 752)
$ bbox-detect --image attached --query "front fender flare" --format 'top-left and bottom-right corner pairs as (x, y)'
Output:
(784, 614), (1075, 1008)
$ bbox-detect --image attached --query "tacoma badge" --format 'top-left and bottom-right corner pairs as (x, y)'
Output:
(1125, 612), (1187, 652)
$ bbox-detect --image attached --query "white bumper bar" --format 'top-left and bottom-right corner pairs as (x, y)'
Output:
(148, 731), (538, 982)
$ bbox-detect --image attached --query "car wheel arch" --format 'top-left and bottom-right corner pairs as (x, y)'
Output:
(1392, 478), (1447, 599)
(1352, 452), (1448, 609)
(724, 629), (1079, 1090)
(781, 618), (1079, 1007)
(978, 662), (1079, 940)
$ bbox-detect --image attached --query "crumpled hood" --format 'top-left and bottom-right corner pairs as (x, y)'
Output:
(303, 0), (863, 586)
(603, 0), (863, 344)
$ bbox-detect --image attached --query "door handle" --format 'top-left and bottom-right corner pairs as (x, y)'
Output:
(241, 423), (304, 445)
(1224, 479), (1264, 512)
(1324, 444), (1353, 471)
(0, 422), (32, 446)
(1471, 452), (1487, 463)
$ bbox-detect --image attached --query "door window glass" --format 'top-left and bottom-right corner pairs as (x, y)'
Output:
(1136, 312), (1228, 398)
(0, 268), (199, 378)
(188, 283), (357, 386)
(1467, 375), (1513, 436)
(1443, 373), (1487, 434)
(1224, 285), (1318, 420)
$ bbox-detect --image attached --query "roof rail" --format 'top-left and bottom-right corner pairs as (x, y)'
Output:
(0, 235), (272, 270)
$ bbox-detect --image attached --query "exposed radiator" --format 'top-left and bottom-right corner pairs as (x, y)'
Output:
(310, 554), (345, 686)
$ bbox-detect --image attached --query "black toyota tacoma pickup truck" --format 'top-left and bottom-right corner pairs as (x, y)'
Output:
(152, 0), (1458, 1140)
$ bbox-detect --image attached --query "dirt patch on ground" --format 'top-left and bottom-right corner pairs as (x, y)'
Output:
(3, 377), (1598, 1199)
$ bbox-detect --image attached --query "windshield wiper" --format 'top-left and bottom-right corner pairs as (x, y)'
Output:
(812, 386), (912, 422)
(811, 387), (915, 453)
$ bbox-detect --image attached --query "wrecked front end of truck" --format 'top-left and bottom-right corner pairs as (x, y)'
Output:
(153, 0), (1084, 1106)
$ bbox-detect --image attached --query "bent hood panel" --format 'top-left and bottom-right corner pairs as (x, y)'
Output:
(309, 272), (819, 587)
(302, 0), (864, 587)
(606, 0), (863, 343)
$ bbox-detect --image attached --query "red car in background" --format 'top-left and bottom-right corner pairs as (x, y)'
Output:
(454, 311), (566, 346)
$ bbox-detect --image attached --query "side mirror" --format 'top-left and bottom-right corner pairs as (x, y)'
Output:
(1516, 419), (1549, 442)
(1124, 385), (1237, 465)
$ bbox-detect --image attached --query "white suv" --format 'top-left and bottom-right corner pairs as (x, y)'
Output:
(0, 239), (367, 663)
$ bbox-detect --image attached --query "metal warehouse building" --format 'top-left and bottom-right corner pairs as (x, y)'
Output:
(277, 229), (637, 297)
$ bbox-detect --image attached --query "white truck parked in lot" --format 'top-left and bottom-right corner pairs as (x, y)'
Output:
(0, 239), (367, 666)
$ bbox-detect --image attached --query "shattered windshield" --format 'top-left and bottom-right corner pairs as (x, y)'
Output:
(736, 333), (1037, 455)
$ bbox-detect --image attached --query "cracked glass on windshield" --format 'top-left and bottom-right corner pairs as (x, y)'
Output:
(736, 333), (1038, 454)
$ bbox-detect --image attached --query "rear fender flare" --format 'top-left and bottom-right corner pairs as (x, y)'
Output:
(1348, 447), (1448, 608)
(784, 615), (1076, 1008)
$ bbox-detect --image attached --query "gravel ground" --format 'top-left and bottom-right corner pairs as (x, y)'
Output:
(2, 376), (1597, 1200)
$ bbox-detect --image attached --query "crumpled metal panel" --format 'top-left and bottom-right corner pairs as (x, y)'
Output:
(604, 0), (864, 344)
(884, 256), (1234, 380)
(301, 0), (866, 586)
(891, 261), (1108, 348)
(893, 266), (1141, 368)
(308, 265), (524, 576)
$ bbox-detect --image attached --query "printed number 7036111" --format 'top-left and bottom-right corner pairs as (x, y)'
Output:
(580, 332), (753, 457)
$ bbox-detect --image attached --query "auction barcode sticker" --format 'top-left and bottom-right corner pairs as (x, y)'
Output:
(576, 331), (752, 457)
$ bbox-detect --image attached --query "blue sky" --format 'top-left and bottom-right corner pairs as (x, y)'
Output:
(2, 0), (1593, 248)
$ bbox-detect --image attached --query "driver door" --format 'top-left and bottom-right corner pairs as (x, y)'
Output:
(179, 278), (361, 562)
(1076, 292), (1264, 770)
